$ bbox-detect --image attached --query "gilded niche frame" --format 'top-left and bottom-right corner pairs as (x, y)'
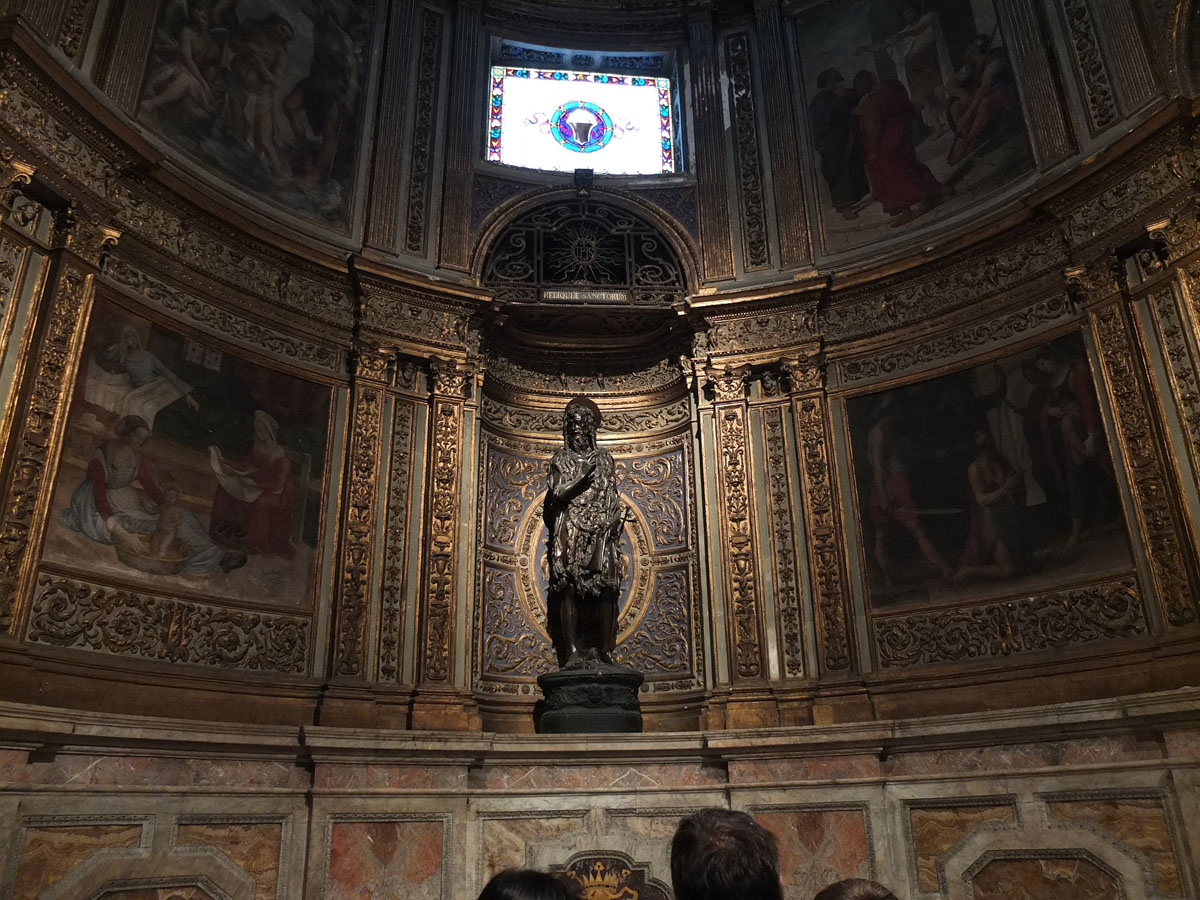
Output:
(833, 321), (1153, 670)
(21, 285), (343, 675)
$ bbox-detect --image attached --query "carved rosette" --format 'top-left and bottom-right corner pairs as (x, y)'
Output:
(378, 398), (416, 682)
(709, 369), (764, 679)
(0, 213), (115, 631)
(1091, 301), (1198, 625)
(332, 347), (391, 677)
(783, 352), (852, 672)
(761, 404), (803, 676)
(419, 359), (472, 684)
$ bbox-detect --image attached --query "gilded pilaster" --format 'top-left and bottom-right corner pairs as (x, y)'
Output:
(412, 357), (478, 729)
(1085, 274), (1200, 627)
(331, 346), (391, 678)
(783, 350), (853, 674)
(707, 367), (767, 685)
(0, 204), (117, 632)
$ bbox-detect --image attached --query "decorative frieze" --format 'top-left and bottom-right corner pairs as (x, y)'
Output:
(725, 33), (770, 272)
(333, 349), (390, 677)
(103, 259), (343, 373)
(874, 578), (1145, 667)
(27, 573), (310, 673)
(708, 307), (816, 359)
(1092, 301), (1197, 625)
(838, 296), (1077, 385)
(480, 396), (690, 436)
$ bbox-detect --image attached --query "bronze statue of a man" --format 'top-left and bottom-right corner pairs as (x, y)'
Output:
(543, 396), (626, 668)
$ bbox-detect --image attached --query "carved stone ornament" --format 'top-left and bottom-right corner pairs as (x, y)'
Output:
(421, 391), (466, 683)
(793, 393), (851, 671)
(874, 578), (1146, 667)
(708, 367), (748, 403)
(378, 399), (416, 682)
(28, 573), (310, 673)
(715, 403), (763, 678)
(334, 381), (385, 677)
(762, 405), (803, 676)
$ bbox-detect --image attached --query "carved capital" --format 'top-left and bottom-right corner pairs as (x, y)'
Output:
(1064, 256), (1120, 308)
(781, 348), (825, 394)
(51, 204), (121, 269)
(354, 345), (393, 384)
(706, 366), (749, 403)
(430, 357), (473, 398)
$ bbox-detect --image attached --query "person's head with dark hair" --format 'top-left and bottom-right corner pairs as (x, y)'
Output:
(817, 67), (843, 91)
(671, 808), (783, 900)
(852, 69), (878, 97)
(813, 878), (900, 900)
(476, 868), (579, 900)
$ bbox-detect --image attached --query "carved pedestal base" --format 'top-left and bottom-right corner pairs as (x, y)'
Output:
(536, 666), (644, 734)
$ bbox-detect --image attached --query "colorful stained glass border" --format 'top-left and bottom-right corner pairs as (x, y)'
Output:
(487, 66), (675, 174)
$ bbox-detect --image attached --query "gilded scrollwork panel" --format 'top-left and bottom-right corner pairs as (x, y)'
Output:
(762, 404), (803, 678)
(713, 394), (765, 680)
(333, 351), (389, 678)
(378, 398), (415, 683)
(874, 577), (1146, 667)
(1091, 301), (1198, 625)
(27, 571), (310, 673)
(791, 391), (852, 672)
(421, 368), (468, 684)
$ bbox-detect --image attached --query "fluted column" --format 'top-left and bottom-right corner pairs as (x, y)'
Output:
(687, 0), (734, 282)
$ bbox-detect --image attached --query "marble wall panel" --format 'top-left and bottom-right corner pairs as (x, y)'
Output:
(754, 807), (872, 900)
(0, 754), (307, 789)
(474, 762), (724, 792)
(175, 823), (283, 900)
(326, 820), (445, 900)
(969, 856), (1121, 900)
(1046, 796), (1183, 896)
(885, 734), (1165, 777)
(13, 824), (144, 900)
(478, 814), (587, 880)
(908, 804), (1016, 892)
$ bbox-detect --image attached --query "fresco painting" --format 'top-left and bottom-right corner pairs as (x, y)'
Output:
(41, 296), (332, 611)
(846, 333), (1133, 609)
(799, 0), (1033, 253)
(139, 0), (373, 228)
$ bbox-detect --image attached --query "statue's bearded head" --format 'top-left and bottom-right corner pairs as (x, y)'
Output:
(563, 397), (600, 453)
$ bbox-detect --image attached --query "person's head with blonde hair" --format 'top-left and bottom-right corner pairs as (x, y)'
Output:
(813, 879), (899, 900)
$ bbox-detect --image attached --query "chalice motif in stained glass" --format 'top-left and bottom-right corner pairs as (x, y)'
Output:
(550, 101), (614, 153)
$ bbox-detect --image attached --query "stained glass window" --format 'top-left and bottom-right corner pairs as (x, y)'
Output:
(488, 67), (675, 176)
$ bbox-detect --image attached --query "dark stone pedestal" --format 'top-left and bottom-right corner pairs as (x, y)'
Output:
(536, 666), (644, 734)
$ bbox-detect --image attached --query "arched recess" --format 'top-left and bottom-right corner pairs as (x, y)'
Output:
(471, 189), (701, 304)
